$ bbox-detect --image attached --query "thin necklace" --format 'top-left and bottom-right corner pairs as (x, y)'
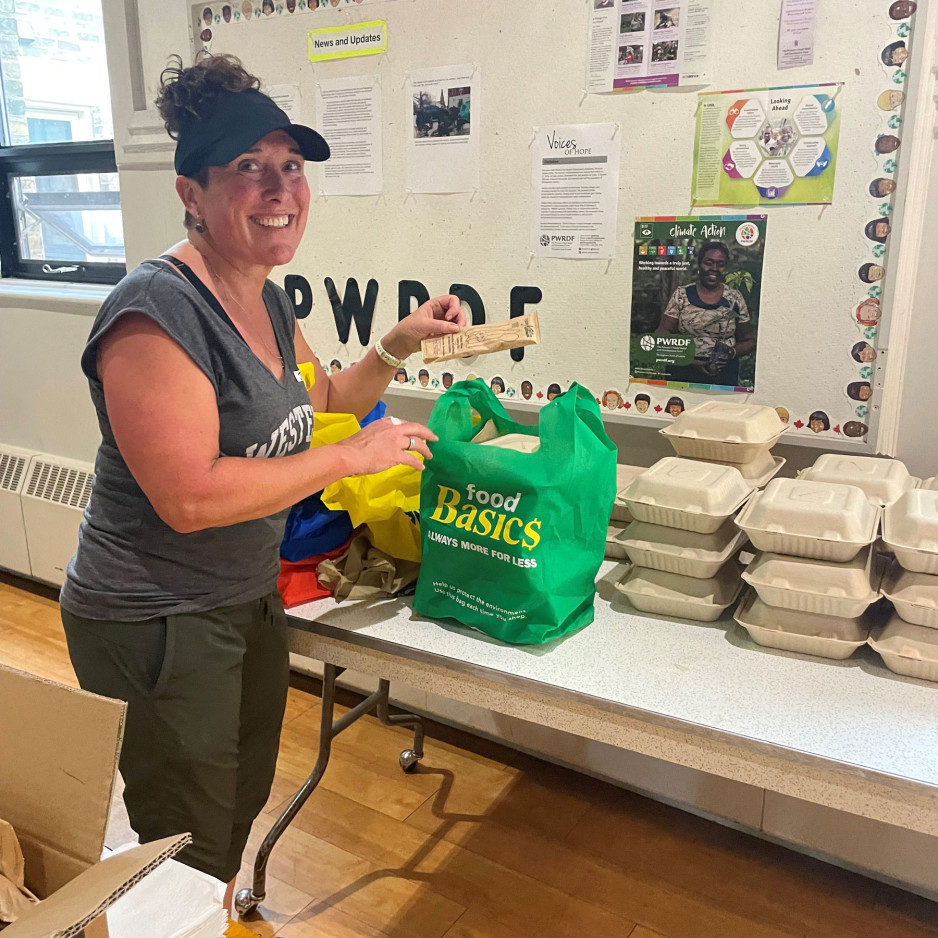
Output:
(202, 253), (283, 366)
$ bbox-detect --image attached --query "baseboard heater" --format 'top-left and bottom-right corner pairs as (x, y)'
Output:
(0, 444), (93, 587)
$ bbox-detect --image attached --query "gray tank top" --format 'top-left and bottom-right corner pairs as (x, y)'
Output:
(60, 258), (314, 621)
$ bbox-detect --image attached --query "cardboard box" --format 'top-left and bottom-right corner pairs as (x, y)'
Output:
(0, 663), (189, 938)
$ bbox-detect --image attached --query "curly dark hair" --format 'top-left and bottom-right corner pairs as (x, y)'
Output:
(155, 54), (260, 225)
(155, 53), (259, 139)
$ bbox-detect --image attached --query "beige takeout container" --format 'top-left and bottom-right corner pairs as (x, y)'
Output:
(620, 457), (753, 535)
(687, 450), (785, 488)
(883, 489), (938, 575)
(605, 522), (630, 560)
(919, 476), (938, 492)
(477, 432), (540, 454)
(611, 465), (644, 522)
(660, 401), (787, 463)
(868, 614), (938, 683)
(615, 561), (743, 622)
(741, 548), (879, 618)
(617, 518), (748, 579)
(735, 478), (880, 562)
(734, 589), (872, 660)
(880, 558), (938, 629)
(799, 454), (918, 507)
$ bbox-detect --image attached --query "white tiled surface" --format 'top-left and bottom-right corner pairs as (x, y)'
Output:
(289, 562), (938, 792)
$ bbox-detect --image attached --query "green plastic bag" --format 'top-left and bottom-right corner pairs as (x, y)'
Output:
(414, 380), (616, 645)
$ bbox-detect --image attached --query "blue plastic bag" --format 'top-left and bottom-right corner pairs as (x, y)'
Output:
(280, 400), (386, 561)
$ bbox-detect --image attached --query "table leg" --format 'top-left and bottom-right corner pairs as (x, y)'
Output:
(376, 678), (426, 772)
(235, 664), (426, 916)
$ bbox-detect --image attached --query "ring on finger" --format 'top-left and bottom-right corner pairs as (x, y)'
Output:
(407, 436), (415, 451)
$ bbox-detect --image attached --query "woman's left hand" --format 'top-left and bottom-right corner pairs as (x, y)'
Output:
(380, 294), (465, 359)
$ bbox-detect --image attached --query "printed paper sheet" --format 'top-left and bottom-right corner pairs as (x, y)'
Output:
(530, 123), (621, 259)
(588, 0), (711, 93)
(406, 65), (479, 194)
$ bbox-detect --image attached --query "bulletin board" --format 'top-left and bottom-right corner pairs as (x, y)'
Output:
(182, 0), (927, 452)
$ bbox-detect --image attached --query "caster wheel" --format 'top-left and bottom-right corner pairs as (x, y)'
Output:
(234, 887), (260, 916)
(399, 749), (420, 773)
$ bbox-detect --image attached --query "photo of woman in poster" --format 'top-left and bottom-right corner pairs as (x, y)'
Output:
(656, 241), (756, 386)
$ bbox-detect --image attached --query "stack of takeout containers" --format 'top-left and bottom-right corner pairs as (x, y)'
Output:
(660, 401), (788, 487)
(606, 464), (644, 559)
(798, 453), (919, 507)
(734, 476), (881, 659)
(871, 489), (938, 682)
(613, 457), (752, 621)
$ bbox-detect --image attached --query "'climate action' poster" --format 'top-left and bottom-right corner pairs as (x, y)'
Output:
(629, 215), (768, 393)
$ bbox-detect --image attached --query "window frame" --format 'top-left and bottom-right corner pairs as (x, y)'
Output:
(0, 140), (126, 286)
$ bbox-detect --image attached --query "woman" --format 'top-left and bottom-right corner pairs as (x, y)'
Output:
(858, 262), (885, 284)
(852, 341), (877, 363)
(808, 410), (830, 433)
(856, 297), (881, 326)
(602, 389), (622, 410)
(657, 240), (755, 387)
(58, 55), (464, 908)
(881, 41), (908, 66)
(870, 177), (897, 198)
(665, 395), (684, 417)
(847, 381), (873, 402)
(865, 219), (890, 243)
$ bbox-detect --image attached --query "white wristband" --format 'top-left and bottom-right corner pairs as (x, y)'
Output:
(375, 337), (406, 369)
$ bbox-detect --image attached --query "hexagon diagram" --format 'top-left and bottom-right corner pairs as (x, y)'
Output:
(723, 141), (761, 179)
(721, 93), (836, 199)
(753, 160), (794, 200)
(793, 95), (834, 135)
(790, 139), (833, 177)
(725, 99), (766, 138)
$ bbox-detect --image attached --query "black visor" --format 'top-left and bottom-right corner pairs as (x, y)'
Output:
(174, 87), (330, 177)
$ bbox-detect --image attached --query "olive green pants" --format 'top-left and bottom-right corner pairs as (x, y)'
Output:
(61, 592), (289, 883)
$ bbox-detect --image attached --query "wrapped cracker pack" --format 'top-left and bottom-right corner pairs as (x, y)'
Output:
(421, 313), (541, 364)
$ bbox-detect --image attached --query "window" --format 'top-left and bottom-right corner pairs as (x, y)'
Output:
(0, 1), (125, 284)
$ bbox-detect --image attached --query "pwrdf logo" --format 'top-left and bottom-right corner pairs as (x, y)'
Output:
(539, 234), (550, 247)
(640, 335), (655, 352)
(736, 222), (759, 246)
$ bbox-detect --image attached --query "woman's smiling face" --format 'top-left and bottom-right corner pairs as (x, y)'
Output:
(697, 249), (727, 289)
(189, 130), (309, 271)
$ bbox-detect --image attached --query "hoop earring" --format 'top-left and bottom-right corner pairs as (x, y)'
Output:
(194, 219), (206, 233)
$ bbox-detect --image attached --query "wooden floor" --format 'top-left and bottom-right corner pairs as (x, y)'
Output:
(3, 573), (937, 938)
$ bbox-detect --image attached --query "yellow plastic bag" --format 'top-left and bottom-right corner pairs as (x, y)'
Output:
(314, 409), (423, 562)
(311, 411), (362, 448)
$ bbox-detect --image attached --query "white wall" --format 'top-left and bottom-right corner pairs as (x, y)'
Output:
(0, 294), (101, 463)
(895, 139), (938, 479)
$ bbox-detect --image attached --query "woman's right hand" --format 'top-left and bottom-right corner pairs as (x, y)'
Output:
(335, 417), (437, 475)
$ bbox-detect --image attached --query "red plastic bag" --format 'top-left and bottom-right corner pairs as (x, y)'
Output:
(277, 534), (355, 608)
